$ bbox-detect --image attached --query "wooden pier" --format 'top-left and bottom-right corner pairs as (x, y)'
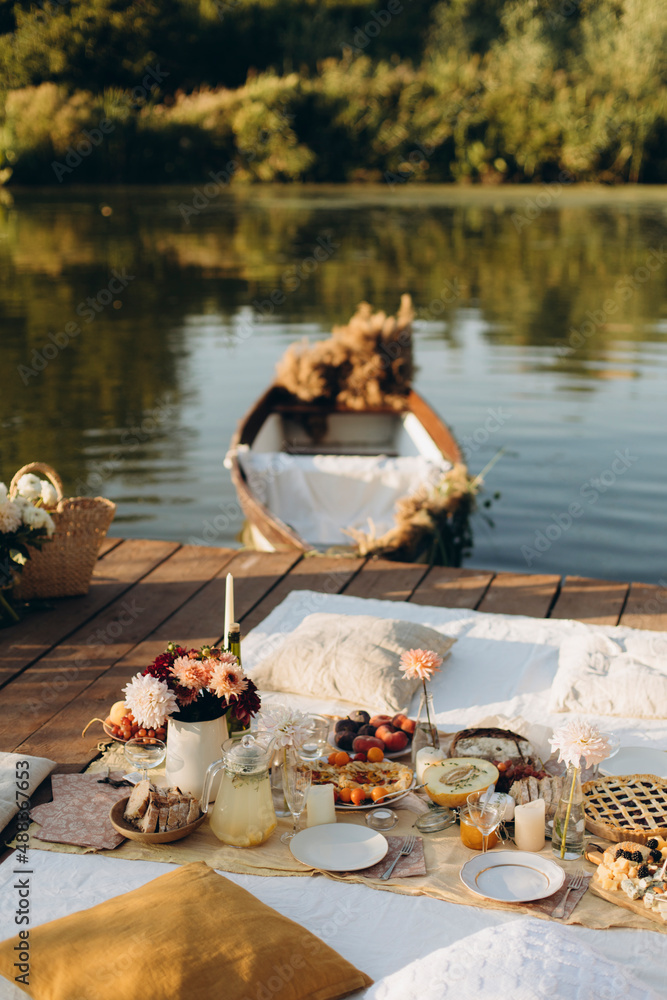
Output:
(1, 539), (666, 772)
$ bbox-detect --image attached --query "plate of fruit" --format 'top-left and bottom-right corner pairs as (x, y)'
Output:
(313, 750), (416, 810)
(82, 701), (167, 744)
(331, 710), (415, 759)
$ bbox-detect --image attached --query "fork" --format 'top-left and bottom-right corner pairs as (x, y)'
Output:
(552, 872), (586, 919)
(380, 835), (416, 881)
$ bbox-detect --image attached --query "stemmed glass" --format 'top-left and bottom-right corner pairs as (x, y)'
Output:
(280, 760), (312, 844)
(465, 790), (504, 853)
(124, 737), (166, 783)
(594, 731), (621, 777)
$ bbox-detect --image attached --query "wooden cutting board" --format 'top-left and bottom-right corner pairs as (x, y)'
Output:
(586, 843), (667, 928)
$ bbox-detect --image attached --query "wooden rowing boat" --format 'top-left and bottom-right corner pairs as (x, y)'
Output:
(227, 385), (464, 554)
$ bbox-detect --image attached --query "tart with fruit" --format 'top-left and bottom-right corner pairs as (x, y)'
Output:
(310, 755), (414, 806)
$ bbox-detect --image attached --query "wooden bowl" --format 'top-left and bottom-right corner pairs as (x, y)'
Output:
(109, 797), (206, 844)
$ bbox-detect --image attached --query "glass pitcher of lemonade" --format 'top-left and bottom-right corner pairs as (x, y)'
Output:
(201, 734), (277, 847)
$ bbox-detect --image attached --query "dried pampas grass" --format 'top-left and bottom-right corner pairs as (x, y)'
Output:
(275, 294), (414, 409)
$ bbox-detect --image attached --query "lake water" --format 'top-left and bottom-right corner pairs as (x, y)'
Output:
(1, 185), (666, 584)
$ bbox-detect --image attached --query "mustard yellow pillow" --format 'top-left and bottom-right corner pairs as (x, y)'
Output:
(0, 862), (372, 1000)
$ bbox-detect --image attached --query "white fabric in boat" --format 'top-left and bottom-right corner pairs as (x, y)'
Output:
(237, 451), (451, 546)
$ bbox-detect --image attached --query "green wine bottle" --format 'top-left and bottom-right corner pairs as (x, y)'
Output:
(226, 623), (248, 738)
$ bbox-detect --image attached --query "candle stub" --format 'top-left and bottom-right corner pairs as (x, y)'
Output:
(514, 798), (546, 852)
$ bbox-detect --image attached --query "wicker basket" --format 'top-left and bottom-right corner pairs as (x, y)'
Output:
(9, 462), (116, 600)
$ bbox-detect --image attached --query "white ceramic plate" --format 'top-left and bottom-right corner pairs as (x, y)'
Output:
(460, 850), (566, 903)
(289, 823), (389, 871)
(598, 747), (667, 778)
(329, 731), (411, 760)
(334, 774), (417, 811)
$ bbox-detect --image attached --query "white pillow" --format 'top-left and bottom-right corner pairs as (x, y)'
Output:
(249, 612), (456, 713)
(549, 632), (667, 719)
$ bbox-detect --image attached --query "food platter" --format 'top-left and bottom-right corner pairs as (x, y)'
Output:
(109, 797), (205, 844)
(328, 731), (410, 761)
(289, 823), (389, 871)
(460, 850), (566, 903)
(335, 774), (417, 811)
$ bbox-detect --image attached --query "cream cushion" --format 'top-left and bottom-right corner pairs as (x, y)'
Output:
(249, 612), (456, 713)
(549, 632), (667, 718)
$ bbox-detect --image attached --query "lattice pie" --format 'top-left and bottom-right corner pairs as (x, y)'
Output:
(583, 774), (667, 843)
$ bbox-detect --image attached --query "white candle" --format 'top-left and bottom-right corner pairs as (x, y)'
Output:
(514, 798), (546, 852)
(416, 746), (446, 783)
(224, 573), (234, 646)
(306, 784), (336, 827)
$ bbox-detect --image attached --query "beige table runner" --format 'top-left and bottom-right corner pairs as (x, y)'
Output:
(16, 799), (664, 934)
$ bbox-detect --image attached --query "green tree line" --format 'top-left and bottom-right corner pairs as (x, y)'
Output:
(0, 0), (665, 184)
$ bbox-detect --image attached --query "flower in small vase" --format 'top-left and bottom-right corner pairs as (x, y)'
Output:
(123, 673), (179, 730)
(258, 705), (311, 748)
(400, 648), (442, 749)
(400, 648), (443, 681)
(549, 720), (611, 769)
(549, 719), (610, 860)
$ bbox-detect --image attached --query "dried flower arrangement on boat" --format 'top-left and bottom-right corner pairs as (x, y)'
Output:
(275, 294), (415, 410)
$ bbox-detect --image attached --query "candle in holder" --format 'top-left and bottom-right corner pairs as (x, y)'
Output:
(306, 784), (336, 827)
(514, 798), (546, 852)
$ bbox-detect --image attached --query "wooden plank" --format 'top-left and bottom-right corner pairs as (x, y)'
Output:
(1, 544), (234, 755)
(410, 567), (494, 609)
(619, 582), (667, 632)
(25, 550), (301, 764)
(239, 554), (364, 636)
(342, 557), (429, 602)
(550, 575), (629, 626)
(477, 572), (561, 619)
(0, 539), (179, 687)
(98, 536), (123, 557)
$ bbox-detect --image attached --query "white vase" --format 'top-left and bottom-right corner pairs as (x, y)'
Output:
(164, 714), (229, 801)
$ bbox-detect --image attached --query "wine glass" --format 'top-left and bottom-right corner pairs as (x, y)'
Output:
(465, 789), (504, 853)
(281, 761), (312, 844)
(594, 731), (622, 777)
(124, 737), (166, 784)
(299, 716), (330, 760)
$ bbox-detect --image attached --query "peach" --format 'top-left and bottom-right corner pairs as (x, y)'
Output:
(392, 713), (409, 728)
(400, 718), (417, 735)
(109, 700), (127, 726)
(352, 735), (385, 754)
(369, 715), (393, 729)
(375, 724), (399, 743)
(382, 730), (409, 753)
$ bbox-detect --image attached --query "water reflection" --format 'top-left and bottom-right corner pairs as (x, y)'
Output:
(0, 187), (665, 582)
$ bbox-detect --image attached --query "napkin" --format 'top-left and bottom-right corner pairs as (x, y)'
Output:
(529, 871), (593, 919)
(0, 751), (56, 832)
(29, 773), (130, 850)
(395, 791), (430, 814)
(354, 836), (426, 879)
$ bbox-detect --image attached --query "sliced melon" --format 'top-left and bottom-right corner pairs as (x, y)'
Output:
(424, 757), (499, 808)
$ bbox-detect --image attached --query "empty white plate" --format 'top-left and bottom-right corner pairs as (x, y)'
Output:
(598, 747), (667, 778)
(460, 850), (565, 902)
(289, 823), (389, 871)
